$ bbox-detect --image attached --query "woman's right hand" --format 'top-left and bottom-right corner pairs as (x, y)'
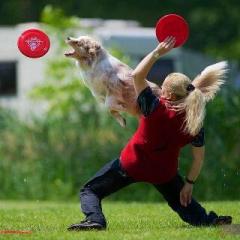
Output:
(153, 36), (176, 58)
(180, 182), (193, 207)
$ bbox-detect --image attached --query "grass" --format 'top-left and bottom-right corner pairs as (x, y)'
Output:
(0, 200), (239, 239)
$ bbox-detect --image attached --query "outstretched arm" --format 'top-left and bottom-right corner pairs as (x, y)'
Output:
(131, 36), (176, 95)
(180, 146), (205, 207)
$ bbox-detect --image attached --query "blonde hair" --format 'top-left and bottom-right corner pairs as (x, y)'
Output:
(162, 61), (228, 136)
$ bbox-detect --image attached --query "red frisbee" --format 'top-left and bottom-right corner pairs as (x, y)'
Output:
(17, 28), (50, 58)
(156, 14), (189, 48)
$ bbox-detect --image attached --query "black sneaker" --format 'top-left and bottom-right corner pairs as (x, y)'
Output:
(67, 220), (106, 231)
(212, 216), (232, 226)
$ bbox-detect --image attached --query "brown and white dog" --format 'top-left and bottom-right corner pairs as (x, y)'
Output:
(65, 36), (160, 127)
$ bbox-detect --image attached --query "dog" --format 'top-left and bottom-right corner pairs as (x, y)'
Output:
(65, 36), (160, 127)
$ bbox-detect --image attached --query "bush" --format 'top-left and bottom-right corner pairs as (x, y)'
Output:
(0, 6), (239, 201)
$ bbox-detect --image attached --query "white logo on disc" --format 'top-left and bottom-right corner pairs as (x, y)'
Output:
(25, 37), (43, 51)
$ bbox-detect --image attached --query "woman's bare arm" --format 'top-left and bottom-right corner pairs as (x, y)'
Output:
(131, 36), (176, 95)
(187, 146), (205, 181)
(180, 146), (205, 207)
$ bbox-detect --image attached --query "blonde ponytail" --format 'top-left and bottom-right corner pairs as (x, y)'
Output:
(183, 61), (228, 136)
(183, 89), (206, 136)
(163, 61), (228, 136)
(192, 61), (228, 102)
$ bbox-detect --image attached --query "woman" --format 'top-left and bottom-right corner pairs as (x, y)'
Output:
(68, 36), (232, 231)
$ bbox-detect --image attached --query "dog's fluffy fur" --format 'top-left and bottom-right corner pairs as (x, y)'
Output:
(65, 36), (160, 127)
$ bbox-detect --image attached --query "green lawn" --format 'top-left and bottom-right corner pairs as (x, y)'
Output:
(0, 201), (239, 239)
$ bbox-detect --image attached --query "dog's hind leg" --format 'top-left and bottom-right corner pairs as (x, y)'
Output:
(105, 95), (127, 127)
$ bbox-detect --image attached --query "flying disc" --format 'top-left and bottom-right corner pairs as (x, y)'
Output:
(17, 29), (50, 58)
(155, 14), (189, 48)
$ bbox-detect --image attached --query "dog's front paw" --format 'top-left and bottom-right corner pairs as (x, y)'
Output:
(110, 110), (126, 127)
(118, 117), (126, 128)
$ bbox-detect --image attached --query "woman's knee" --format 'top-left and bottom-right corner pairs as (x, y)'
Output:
(80, 182), (103, 199)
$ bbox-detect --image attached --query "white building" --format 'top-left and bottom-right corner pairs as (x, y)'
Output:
(0, 20), (237, 116)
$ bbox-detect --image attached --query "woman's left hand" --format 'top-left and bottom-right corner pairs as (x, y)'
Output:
(180, 182), (193, 207)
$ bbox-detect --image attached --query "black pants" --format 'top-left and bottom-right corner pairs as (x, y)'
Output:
(80, 159), (217, 227)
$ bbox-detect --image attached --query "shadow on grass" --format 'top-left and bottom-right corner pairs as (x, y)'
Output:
(174, 223), (240, 234)
(220, 224), (240, 235)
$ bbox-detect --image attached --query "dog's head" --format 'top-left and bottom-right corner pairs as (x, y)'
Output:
(65, 36), (102, 66)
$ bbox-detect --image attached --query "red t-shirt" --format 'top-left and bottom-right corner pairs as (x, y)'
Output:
(120, 87), (197, 184)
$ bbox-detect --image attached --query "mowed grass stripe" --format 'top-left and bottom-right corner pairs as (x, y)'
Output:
(0, 201), (239, 240)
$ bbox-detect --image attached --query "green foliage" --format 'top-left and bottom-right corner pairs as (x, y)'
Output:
(1, 1), (240, 63)
(0, 6), (137, 201)
(179, 88), (240, 200)
(40, 5), (79, 30)
(0, 6), (239, 201)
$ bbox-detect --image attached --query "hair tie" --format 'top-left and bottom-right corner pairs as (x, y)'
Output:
(186, 84), (195, 92)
